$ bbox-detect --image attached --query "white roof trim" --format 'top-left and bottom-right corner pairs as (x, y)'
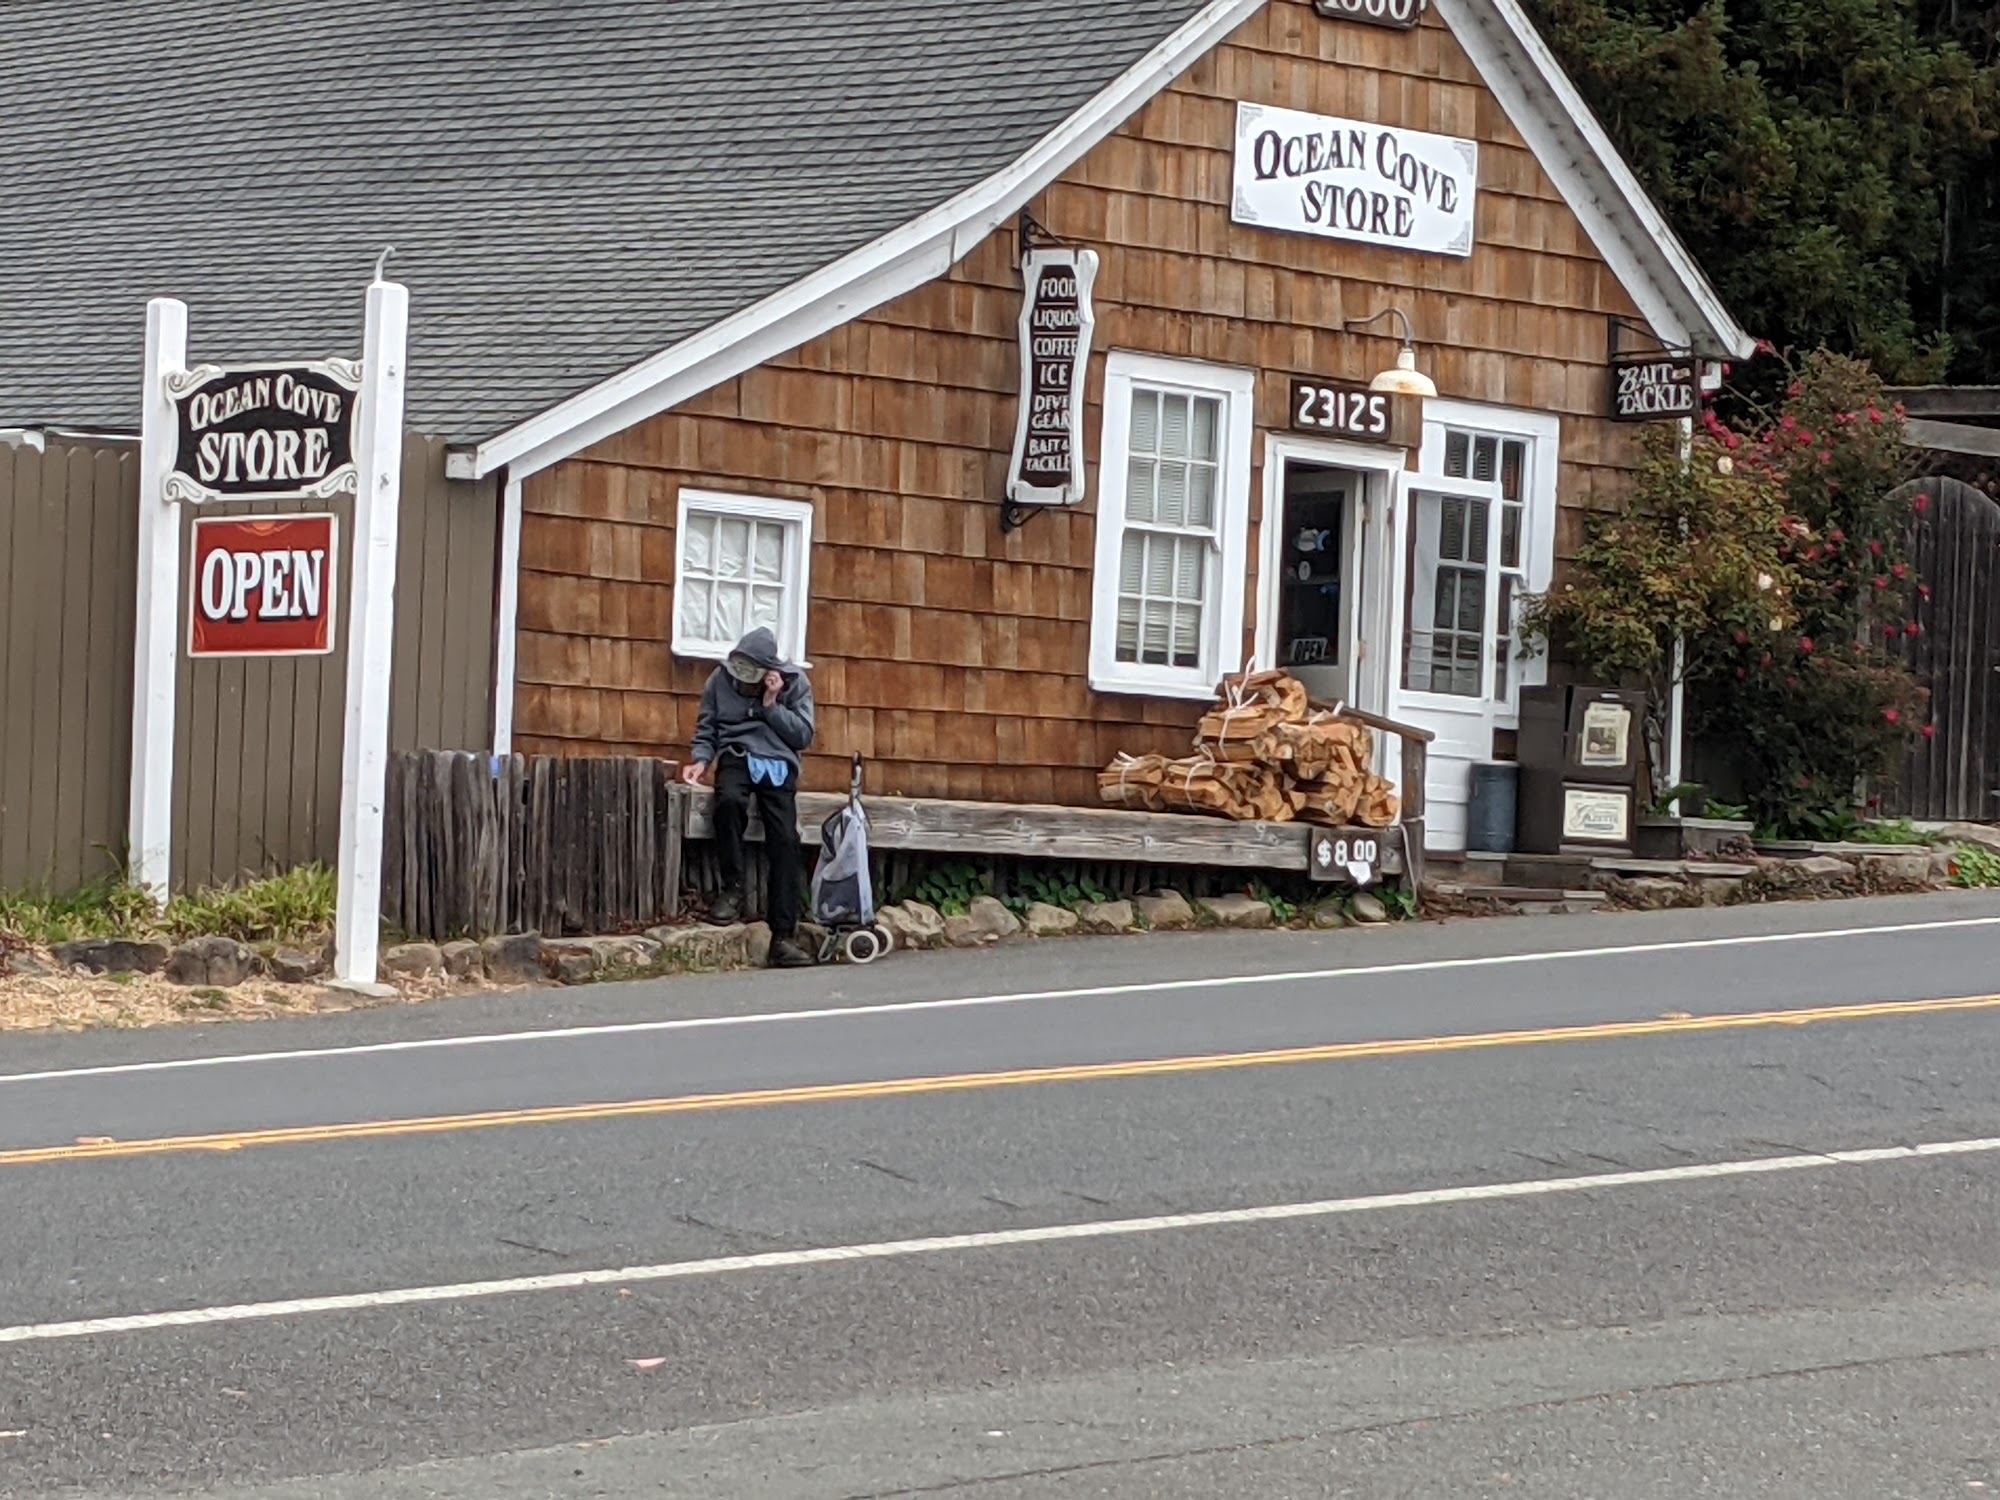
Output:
(1433, 0), (1753, 362)
(455, 0), (1752, 483)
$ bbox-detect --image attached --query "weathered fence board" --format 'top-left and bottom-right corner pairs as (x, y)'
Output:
(382, 751), (685, 941)
(1882, 478), (2000, 821)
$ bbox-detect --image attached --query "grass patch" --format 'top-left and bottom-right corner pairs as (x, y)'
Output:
(0, 865), (336, 948)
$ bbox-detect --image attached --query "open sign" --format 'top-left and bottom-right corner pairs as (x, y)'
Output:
(188, 514), (339, 657)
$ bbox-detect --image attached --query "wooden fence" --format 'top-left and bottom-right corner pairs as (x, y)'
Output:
(382, 751), (684, 940)
(1882, 478), (2000, 821)
(383, 747), (1419, 942)
(0, 434), (499, 894)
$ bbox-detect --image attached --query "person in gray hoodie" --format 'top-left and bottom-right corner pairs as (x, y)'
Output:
(680, 627), (816, 967)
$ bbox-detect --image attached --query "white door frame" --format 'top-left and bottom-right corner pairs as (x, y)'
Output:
(1255, 435), (1408, 716)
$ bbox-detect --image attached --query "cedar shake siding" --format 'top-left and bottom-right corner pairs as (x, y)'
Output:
(512, 0), (1648, 803)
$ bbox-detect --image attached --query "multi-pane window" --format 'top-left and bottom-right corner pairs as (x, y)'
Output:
(1412, 493), (1489, 697)
(1403, 416), (1548, 704)
(1115, 389), (1221, 669)
(672, 491), (813, 662)
(1090, 354), (1254, 698)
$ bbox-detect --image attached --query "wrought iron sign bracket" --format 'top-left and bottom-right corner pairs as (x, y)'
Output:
(1606, 315), (1690, 366)
(999, 495), (1049, 534)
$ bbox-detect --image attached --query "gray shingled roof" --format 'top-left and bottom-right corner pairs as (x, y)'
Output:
(0, 0), (1210, 441)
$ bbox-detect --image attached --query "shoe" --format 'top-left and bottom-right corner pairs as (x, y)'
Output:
(707, 891), (743, 925)
(768, 936), (815, 968)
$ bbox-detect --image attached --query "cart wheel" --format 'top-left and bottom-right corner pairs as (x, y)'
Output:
(843, 928), (884, 965)
(872, 923), (895, 954)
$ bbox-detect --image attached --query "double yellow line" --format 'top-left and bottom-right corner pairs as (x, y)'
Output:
(5, 993), (1996, 1169)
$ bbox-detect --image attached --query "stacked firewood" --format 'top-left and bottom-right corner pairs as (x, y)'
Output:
(1098, 671), (1401, 827)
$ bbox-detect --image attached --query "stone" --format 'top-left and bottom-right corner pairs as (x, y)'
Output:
(1940, 822), (2000, 855)
(1932, 849), (1959, 883)
(4, 947), (56, 978)
(1132, 890), (1195, 931)
(268, 946), (325, 984)
(1857, 849), (1935, 884)
(52, 937), (171, 975)
(944, 913), (999, 948)
(647, 923), (761, 970)
(165, 936), (260, 988)
(440, 940), (484, 980)
(480, 933), (544, 984)
(965, 895), (1021, 941)
(1307, 901), (1348, 930)
(1616, 876), (1698, 910)
(1694, 876), (1745, 905)
(553, 951), (598, 985)
(1075, 899), (1138, 935)
(1022, 901), (1080, 937)
(1785, 855), (1854, 880)
(380, 942), (444, 980)
(1195, 893), (1275, 929)
(878, 902), (947, 950)
(1348, 891), (1389, 925)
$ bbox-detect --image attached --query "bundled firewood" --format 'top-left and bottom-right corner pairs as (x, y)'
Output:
(1354, 774), (1401, 828)
(1098, 753), (1293, 822)
(1099, 671), (1403, 828)
(1254, 711), (1372, 784)
(1194, 670), (1310, 752)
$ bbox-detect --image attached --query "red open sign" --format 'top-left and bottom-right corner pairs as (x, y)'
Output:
(188, 513), (340, 657)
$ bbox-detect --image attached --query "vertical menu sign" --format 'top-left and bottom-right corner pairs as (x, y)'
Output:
(1008, 247), (1098, 508)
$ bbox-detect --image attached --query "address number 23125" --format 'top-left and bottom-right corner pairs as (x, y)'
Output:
(1290, 380), (1392, 442)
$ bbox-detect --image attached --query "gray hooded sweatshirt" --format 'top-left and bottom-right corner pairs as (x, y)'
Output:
(690, 627), (816, 774)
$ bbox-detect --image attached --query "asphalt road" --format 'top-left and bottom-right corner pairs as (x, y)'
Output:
(2, 891), (1999, 1497)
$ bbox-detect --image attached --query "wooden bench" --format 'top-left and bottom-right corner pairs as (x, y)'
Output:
(682, 789), (1412, 879)
(680, 701), (1432, 887)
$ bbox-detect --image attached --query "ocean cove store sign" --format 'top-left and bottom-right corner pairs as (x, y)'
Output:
(1231, 101), (1477, 257)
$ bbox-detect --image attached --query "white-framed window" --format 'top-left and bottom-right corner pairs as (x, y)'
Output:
(1089, 352), (1255, 699)
(672, 490), (814, 662)
(1400, 402), (1558, 711)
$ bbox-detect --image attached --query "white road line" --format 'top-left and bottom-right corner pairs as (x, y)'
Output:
(3, 1134), (1994, 1348)
(5, 912), (1998, 1087)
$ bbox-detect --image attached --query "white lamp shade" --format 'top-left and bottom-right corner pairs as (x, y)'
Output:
(1368, 346), (1437, 399)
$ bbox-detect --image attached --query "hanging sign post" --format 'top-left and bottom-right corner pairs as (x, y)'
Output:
(1006, 245), (1098, 511)
(330, 276), (409, 988)
(128, 274), (406, 990)
(129, 298), (190, 901)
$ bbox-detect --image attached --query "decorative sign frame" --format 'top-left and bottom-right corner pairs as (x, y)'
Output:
(1008, 247), (1099, 508)
(1233, 101), (1477, 257)
(1313, 0), (1425, 30)
(1609, 353), (1699, 423)
(188, 513), (340, 658)
(164, 358), (363, 503)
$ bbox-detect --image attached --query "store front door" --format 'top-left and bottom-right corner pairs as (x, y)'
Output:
(1256, 435), (1404, 722)
(1270, 460), (1361, 704)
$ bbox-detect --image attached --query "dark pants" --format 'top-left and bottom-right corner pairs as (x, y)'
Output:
(712, 754), (803, 939)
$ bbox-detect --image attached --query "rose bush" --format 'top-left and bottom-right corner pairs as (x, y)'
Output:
(1524, 349), (1928, 834)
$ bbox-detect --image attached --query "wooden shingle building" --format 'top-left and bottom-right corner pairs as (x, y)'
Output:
(1, 0), (1751, 877)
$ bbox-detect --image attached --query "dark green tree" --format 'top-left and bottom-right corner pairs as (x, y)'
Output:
(1527, 0), (2000, 382)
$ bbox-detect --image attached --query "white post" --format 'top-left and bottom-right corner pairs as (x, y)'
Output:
(490, 473), (523, 755)
(128, 298), (188, 901)
(332, 278), (409, 986)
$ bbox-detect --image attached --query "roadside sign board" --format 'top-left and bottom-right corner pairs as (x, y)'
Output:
(165, 359), (362, 503)
(188, 513), (339, 657)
